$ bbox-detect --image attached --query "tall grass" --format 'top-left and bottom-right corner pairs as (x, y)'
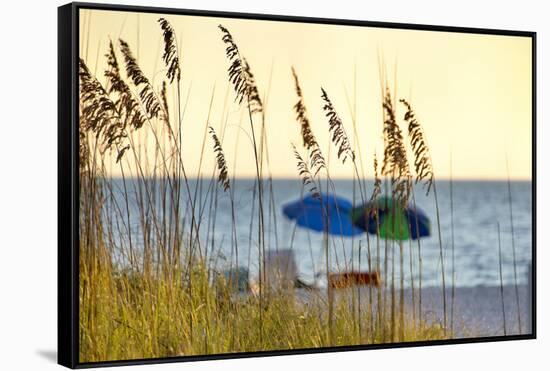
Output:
(497, 222), (507, 336)
(401, 98), (446, 333)
(450, 153), (456, 337)
(78, 18), (453, 362)
(506, 156), (522, 333)
(218, 24), (267, 344)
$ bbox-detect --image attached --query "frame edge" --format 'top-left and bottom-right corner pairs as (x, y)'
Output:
(61, 2), (537, 368)
(58, 2), (79, 369)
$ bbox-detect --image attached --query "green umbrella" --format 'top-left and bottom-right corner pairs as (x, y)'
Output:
(351, 196), (431, 240)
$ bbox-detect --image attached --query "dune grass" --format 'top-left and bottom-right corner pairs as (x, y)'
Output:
(79, 237), (447, 362)
(77, 18), (462, 363)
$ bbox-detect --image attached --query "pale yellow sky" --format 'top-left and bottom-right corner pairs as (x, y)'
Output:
(79, 9), (532, 180)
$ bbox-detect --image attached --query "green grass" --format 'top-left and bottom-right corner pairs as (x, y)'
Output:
(79, 238), (447, 362)
(77, 18), (458, 363)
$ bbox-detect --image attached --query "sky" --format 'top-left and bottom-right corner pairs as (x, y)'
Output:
(79, 8), (533, 180)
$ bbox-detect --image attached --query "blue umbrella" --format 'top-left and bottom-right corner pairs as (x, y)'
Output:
(282, 193), (364, 236)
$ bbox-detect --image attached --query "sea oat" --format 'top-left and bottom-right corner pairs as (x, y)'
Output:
(218, 25), (263, 114)
(291, 67), (325, 176)
(209, 126), (231, 192)
(291, 143), (320, 198)
(160, 81), (170, 124)
(119, 39), (161, 120)
(381, 88), (411, 204)
(105, 40), (147, 130)
(158, 18), (181, 83)
(79, 58), (125, 153)
(321, 87), (355, 164)
(400, 98), (434, 195)
(371, 153), (382, 202)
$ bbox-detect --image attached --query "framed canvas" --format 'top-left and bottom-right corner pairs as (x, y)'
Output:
(58, 2), (536, 368)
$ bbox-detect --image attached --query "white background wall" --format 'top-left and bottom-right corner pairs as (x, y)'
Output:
(0, 0), (545, 369)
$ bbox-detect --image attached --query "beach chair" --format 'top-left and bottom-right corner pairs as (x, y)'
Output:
(248, 249), (319, 295)
(328, 271), (381, 289)
(265, 249), (299, 290)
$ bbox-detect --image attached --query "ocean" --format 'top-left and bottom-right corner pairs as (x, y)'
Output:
(106, 178), (533, 289)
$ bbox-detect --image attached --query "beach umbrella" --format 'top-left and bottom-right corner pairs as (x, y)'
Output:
(282, 193), (364, 236)
(351, 196), (430, 240)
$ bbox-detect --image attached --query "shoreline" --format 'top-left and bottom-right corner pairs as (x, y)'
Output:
(326, 284), (531, 338)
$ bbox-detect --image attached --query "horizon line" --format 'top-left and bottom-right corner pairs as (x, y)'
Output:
(98, 175), (533, 182)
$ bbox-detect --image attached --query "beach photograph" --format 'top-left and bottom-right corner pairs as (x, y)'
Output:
(77, 8), (533, 363)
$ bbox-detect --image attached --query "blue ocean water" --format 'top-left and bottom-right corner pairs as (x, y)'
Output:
(106, 178), (533, 288)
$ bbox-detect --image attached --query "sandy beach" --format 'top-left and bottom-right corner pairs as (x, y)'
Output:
(333, 284), (532, 338)
(417, 284), (531, 337)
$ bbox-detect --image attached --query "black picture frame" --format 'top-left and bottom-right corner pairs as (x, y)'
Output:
(58, 2), (537, 368)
